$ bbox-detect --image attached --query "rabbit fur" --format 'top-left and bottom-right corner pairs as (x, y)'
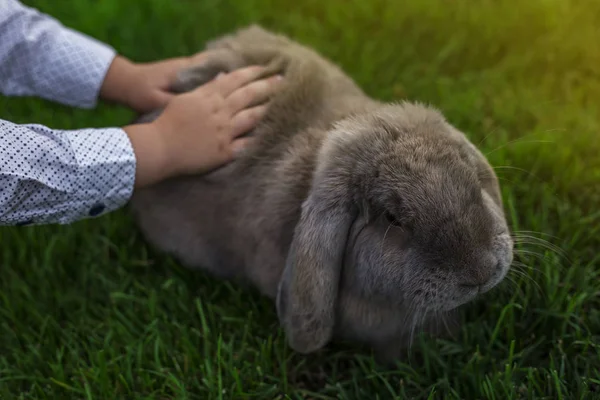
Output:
(129, 25), (514, 361)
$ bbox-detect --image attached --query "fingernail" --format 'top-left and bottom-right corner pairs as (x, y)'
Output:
(232, 138), (253, 157)
(276, 74), (284, 80)
(215, 72), (226, 80)
(233, 143), (246, 157)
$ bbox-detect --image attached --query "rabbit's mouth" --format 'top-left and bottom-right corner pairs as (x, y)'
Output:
(454, 284), (481, 305)
(438, 233), (514, 311)
(481, 232), (514, 292)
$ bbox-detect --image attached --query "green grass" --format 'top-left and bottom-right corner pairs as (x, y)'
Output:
(1, 0), (599, 398)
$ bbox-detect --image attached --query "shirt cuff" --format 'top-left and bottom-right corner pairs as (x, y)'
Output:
(64, 127), (136, 222)
(0, 121), (137, 226)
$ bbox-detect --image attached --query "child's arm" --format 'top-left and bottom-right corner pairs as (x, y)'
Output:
(0, 67), (281, 227)
(0, 1), (283, 227)
(0, 120), (136, 226)
(0, 0), (219, 114)
(0, 0), (117, 109)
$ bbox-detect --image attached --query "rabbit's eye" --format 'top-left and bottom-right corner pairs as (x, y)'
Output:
(384, 211), (402, 227)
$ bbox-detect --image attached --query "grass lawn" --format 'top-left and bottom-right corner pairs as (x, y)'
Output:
(1, 0), (599, 398)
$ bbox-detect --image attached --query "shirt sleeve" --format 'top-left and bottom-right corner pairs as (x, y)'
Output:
(0, 0), (116, 109)
(0, 119), (136, 226)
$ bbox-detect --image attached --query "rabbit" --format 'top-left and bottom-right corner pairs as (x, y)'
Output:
(129, 25), (514, 362)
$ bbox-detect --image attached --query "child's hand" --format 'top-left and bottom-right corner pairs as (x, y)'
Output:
(100, 53), (213, 113)
(122, 65), (284, 189)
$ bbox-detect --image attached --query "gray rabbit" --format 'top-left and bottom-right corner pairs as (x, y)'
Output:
(130, 25), (514, 361)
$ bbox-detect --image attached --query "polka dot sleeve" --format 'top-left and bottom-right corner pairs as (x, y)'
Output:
(0, 119), (136, 226)
(0, 0), (116, 109)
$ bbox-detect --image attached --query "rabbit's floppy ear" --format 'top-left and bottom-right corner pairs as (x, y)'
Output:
(276, 162), (357, 354)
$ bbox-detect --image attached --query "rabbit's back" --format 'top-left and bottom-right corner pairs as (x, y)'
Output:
(130, 26), (377, 296)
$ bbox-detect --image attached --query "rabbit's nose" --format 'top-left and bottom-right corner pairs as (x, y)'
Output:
(459, 254), (499, 287)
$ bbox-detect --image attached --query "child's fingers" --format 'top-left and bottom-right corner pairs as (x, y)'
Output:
(210, 65), (268, 97)
(226, 75), (282, 116)
(229, 137), (255, 158)
(229, 104), (269, 138)
(151, 90), (175, 109)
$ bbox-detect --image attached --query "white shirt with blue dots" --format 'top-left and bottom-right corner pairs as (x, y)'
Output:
(0, 0), (136, 226)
